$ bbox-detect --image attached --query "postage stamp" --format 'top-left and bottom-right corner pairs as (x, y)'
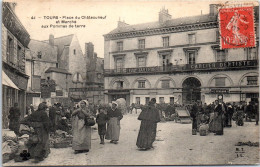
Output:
(219, 6), (256, 49)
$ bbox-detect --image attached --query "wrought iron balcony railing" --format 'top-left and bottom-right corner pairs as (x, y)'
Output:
(104, 60), (258, 76)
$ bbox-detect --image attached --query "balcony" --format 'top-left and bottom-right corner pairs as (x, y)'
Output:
(104, 60), (258, 76)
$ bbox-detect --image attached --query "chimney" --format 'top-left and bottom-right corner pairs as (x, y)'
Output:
(85, 42), (94, 59)
(49, 34), (54, 46)
(209, 4), (218, 16)
(159, 7), (172, 24)
(117, 18), (129, 28)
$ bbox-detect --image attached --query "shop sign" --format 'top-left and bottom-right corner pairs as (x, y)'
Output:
(210, 88), (230, 94)
(183, 60), (258, 71)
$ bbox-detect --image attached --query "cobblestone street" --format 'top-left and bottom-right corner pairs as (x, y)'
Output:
(4, 114), (259, 166)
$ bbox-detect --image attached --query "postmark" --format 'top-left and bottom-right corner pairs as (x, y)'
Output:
(219, 6), (256, 49)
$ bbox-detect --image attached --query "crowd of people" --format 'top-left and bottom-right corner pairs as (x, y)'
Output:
(189, 100), (259, 136)
(6, 98), (259, 163)
(7, 100), (124, 163)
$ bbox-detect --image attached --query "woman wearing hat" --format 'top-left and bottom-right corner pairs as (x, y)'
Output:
(20, 102), (51, 163)
(72, 100), (94, 154)
(105, 101), (123, 144)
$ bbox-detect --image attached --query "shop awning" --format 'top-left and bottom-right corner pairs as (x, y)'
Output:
(2, 71), (19, 90)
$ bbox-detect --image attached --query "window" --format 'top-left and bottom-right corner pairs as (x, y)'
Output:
(115, 58), (123, 70)
(7, 35), (14, 63)
(56, 63), (59, 68)
(136, 97), (140, 105)
(117, 41), (123, 51)
(161, 80), (170, 88)
(116, 81), (124, 89)
(17, 45), (22, 67)
(145, 97), (150, 105)
(246, 48), (258, 60)
(216, 50), (226, 62)
(188, 52), (196, 64)
(56, 90), (63, 96)
(138, 80), (145, 88)
(137, 57), (145, 67)
(138, 39), (145, 49)
(159, 97), (164, 103)
(247, 76), (258, 85)
(215, 77), (225, 87)
(162, 55), (170, 67)
(73, 49), (76, 55)
(163, 37), (169, 47)
(37, 51), (42, 59)
(170, 97), (174, 104)
(188, 34), (196, 44)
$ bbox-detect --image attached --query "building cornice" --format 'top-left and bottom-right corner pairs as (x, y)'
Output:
(104, 21), (218, 41)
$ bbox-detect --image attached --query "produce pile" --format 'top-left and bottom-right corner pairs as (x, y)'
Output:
(49, 130), (73, 148)
(2, 134), (28, 163)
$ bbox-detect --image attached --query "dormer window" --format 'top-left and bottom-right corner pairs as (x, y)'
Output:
(37, 51), (42, 59)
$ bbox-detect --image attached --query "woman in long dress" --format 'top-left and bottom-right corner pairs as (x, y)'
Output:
(72, 100), (94, 154)
(213, 100), (224, 135)
(20, 103), (51, 163)
(136, 98), (160, 150)
(105, 101), (123, 144)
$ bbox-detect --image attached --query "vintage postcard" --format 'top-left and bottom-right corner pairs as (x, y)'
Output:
(2, 0), (259, 166)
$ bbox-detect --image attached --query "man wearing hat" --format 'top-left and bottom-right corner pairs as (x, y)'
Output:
(105, 101), (123, 144)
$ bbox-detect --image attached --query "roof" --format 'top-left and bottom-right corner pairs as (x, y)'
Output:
(43, 34), (74, 58)
(107, 14), (218, 35)
(28, 39), (58, 62)
(45, 67), (72, 75)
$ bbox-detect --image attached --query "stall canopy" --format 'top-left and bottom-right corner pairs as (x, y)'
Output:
(2, 71), (19, 90)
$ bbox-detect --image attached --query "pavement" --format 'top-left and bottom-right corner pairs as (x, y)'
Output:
(3, 114), (259, 166)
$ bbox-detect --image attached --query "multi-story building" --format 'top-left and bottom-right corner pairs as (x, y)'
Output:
(25, 38), (59, 106)
(69, 42), (104, 104)
(26, 34), (86, 107)
(2, 2), (30, 128)
(104, 5), (259, 106)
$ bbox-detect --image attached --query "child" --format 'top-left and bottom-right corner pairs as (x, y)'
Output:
(96, 106), (109, 144)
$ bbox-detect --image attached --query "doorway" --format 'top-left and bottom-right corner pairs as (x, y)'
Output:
(182, 77), (201, 104)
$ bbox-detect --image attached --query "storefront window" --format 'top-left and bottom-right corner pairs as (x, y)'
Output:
(159, 97), (164, 103)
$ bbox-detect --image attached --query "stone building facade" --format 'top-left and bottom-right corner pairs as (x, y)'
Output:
(26, 34), (86, 107)
(69, 42), (104, 104)
(104, 5), (259, 106)
(2, 2), (30, 128)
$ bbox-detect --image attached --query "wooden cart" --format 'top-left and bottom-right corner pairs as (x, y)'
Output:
(175, 107), (192, 123)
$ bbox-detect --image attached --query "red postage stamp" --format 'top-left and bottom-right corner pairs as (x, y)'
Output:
(219, 6), (256, 49)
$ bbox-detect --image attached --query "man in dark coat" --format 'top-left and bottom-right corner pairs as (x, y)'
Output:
(136, 98), (160, 150)
(49, 103), (58, 132)
(8, 103), (21, 136)
(190, 101), (199, 134)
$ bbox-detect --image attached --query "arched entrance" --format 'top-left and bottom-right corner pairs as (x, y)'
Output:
(182, 77), (201, 104)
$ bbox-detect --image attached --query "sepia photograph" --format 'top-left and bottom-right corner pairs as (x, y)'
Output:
(1, 0), (259, 166)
